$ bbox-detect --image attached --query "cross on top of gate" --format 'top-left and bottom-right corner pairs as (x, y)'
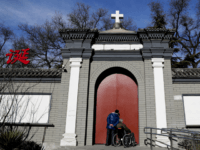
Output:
(111, 10), (124, 23)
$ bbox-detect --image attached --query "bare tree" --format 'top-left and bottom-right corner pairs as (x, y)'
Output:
(18, 20), (64, 68)
(67, 2), (137, 31)
(0, 23), (15, 68)
(168, 0), (200, 68)
(148, 0), (200, 68)
(51, 11), (68, 30)
(67, 2), (108, 29)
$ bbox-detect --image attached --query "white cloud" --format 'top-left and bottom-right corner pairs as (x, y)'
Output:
(0, 0), (69, 26)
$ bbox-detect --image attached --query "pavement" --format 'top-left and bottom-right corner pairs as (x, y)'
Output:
(57, 145), (168, 150)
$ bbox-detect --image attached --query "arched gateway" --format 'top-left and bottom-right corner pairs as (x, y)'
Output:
(94, 67), (139, 144)
(58, 10), (176, 149)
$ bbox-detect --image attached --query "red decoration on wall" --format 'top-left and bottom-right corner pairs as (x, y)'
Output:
(6, 48), (30, 65)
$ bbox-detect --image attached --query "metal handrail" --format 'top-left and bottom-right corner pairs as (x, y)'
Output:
(144, 127), (200, 150)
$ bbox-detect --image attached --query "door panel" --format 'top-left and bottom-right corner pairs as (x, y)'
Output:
(95, 74), (117, 144)
(95, 74), (139, 144)
(116, 74), (139, 144)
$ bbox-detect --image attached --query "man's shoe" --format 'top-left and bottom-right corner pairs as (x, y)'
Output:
(105, 144), (109, 146)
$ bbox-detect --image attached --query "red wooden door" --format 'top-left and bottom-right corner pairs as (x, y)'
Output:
(95, 74), (139, 144)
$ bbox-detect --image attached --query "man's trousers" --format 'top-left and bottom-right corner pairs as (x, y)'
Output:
(106, 128), (115, 145)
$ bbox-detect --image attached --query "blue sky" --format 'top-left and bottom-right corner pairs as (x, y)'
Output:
(0, 0), (198, 50)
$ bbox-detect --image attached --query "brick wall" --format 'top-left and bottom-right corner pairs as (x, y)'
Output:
(173, 83), (200, 129)
(0, 80), (62, 145)
(163, 59), (176, 128)
(55, 59), (70, 146)
(76, 59), (90, 146)
(143, 59), (157, 141)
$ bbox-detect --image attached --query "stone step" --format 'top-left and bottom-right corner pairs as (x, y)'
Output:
(56, 145), (167, 150)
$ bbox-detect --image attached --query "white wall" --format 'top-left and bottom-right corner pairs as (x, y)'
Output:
(0, 94), (51, 123)
(183, 95), (200, 126)
(92, 44), (143, 50)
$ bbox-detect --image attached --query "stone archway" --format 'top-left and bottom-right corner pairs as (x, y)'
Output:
(86, 62), (146, 146)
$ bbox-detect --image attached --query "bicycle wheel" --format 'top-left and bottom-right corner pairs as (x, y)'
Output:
(113, 133), (121, 147)
(123, 134), (131, 148)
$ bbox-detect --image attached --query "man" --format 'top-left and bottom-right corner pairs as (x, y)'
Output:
(116, 119), (131, 133)
(117, 119), (136, 146)
(105, 109), (119, 146)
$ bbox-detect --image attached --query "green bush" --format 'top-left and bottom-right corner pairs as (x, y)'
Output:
(178, 134), (200, 150)
(0, 128), (25, 150)
(20, 141), (44, 150)
(0, 128), (44, 150)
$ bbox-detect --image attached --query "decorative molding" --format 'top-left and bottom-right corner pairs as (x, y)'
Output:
(59, 28), (98, 51)
(152, 58), (164, 68)
(60, 29), (98, 41)
(0, 68), (62, 78)
(59, 27), (176, 60)
(173, 79), (200, 83)
(69, 58), (82, 67)
(92, 50), (143, 61)
(141, 48), (174, 59)
(0, 78), (61, 83)
(137, 28), (175, 60)
(61, 48), (93, 59)
(96, 35), (139, 42)
(172, 68), (200, 78)
(138, 28), (176, 32)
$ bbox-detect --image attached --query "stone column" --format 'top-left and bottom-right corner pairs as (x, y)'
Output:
(60, 58), (82, 146)
(152, 58), (169, 146)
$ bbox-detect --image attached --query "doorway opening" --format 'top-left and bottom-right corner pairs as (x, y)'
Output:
(93, 67), (139, 145)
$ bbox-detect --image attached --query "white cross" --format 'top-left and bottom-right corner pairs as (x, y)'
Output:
(111, 10), (124, 23)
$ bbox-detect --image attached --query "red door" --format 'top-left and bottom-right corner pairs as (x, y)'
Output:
(95, 74), (139, 144)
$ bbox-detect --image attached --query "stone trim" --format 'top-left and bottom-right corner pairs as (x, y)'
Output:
(0, 78), (61, 82)
(96, 34), (139, 42)
(152, 58), (169, 147)
(173, 79), (200, 83)
(92, 50), (143, 61)
(60, 58), (82, 146)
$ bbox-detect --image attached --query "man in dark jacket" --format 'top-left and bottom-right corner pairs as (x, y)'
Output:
(117, 119), (136, 145)
(116, 119), (131, 133)
(105, 109), (119, 146)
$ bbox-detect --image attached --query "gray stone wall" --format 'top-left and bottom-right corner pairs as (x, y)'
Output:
(76, 59), (90, 146)
(144, 59), (156, 128)
(0, 81), (62, 145)
(86, 60), (147, 146)
(55, 59), (71, 146)
(173, 83), (200, 129)
(163, 59), (176, 128)
(143, 59), (157, 141)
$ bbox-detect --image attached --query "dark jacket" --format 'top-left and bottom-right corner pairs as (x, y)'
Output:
(116, 122), (131, 133)
(106, 112), (119, 130)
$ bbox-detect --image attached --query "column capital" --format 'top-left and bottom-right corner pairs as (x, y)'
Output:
(69, 58), (82, 67)
(152, 58), (164, 68)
